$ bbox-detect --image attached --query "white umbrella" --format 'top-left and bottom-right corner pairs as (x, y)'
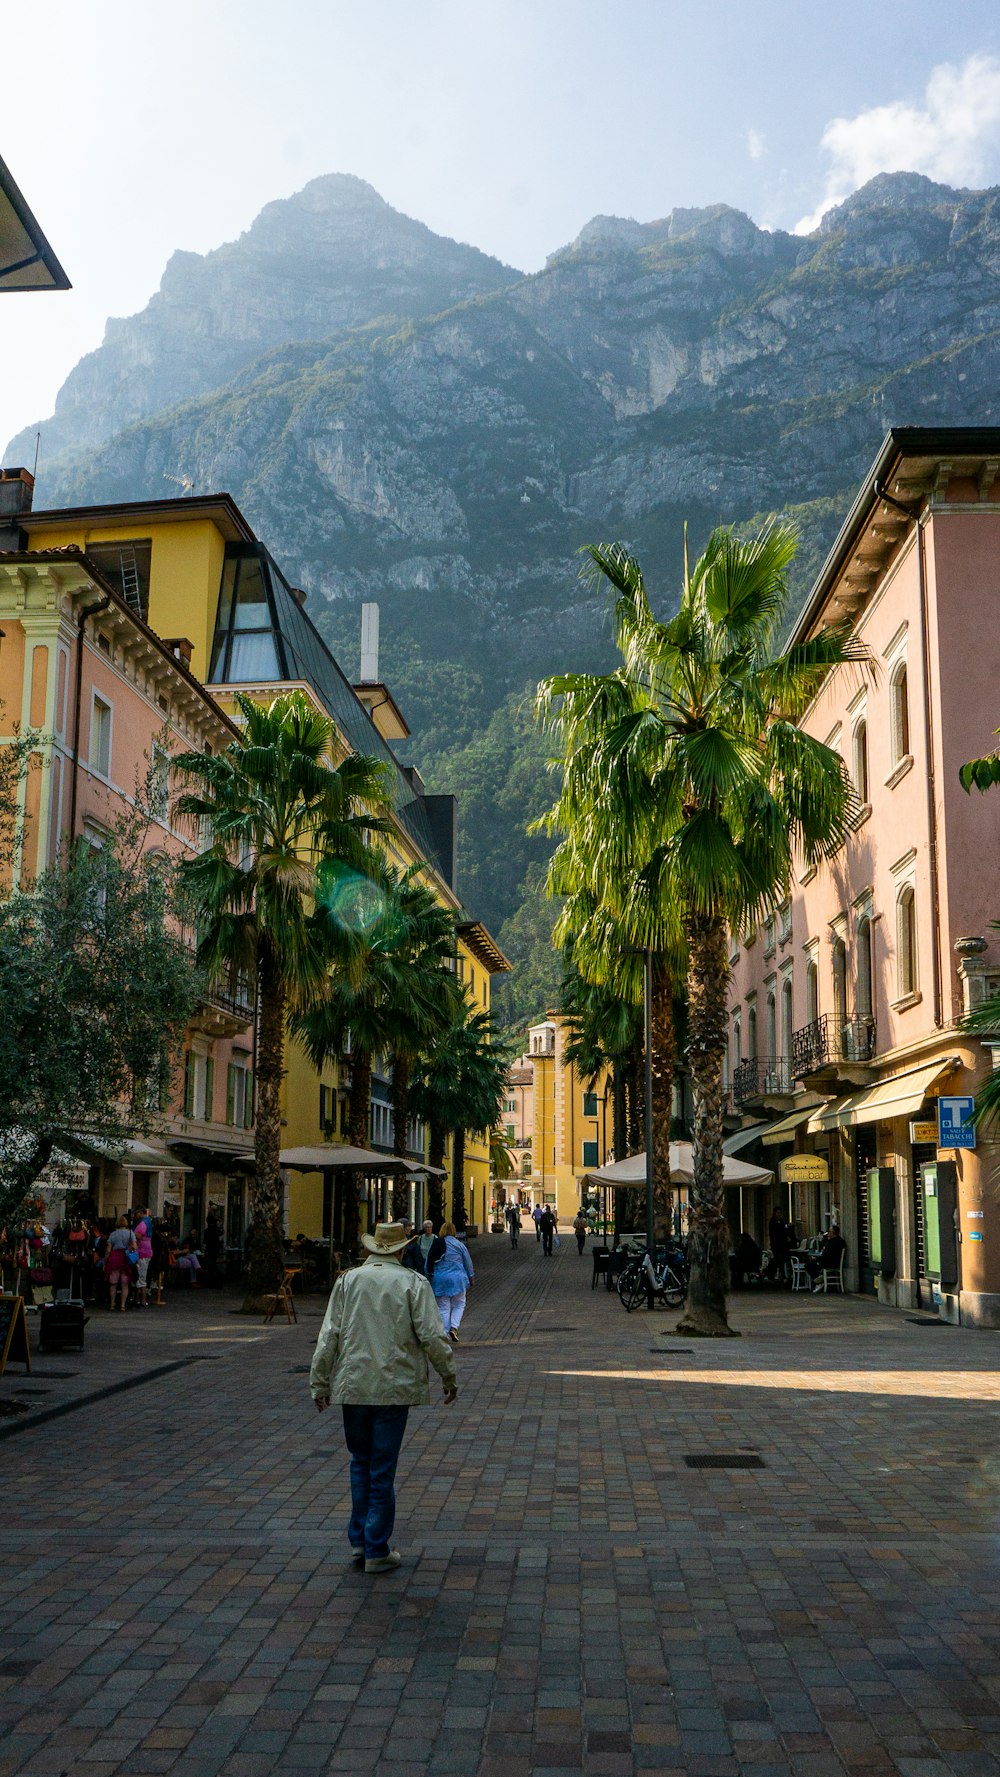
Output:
(586, 1142), (773, 1188)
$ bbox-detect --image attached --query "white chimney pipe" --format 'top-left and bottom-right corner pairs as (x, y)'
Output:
(360, 602), (380, 683)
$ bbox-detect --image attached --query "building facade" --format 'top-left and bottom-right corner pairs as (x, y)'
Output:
(505, 1014), (612, 1222)
(2, 473), (509, 1245)
(728, 428), (1000, 1326)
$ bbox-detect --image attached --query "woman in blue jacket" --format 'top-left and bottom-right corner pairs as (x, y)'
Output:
(428, 1221), (474, 1342)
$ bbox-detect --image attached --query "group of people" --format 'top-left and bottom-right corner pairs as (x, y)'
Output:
(0, 1209), (213, 1310)
(730, 1213), (847, 1289)
(502, 1202), (590, 1256)
(395, 1219), (475, 1342)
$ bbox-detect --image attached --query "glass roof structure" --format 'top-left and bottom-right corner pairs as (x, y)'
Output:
(0, 153), (70, 292)
(209, 543), (446, 871)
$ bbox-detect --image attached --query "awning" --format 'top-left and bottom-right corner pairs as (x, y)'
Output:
(169, 1137), (253, 1171)
(66, 1134), (193, 1173)
(807, 1057), (961, 1133)
(0, 152), (71, 291)
(279, 1144), (411, 1173)
(723, 1123), (769, 1155)
(761, 1104), (823, 1147)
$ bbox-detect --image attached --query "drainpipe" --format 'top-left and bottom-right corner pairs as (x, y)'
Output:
(68, 593), (112, 843)
(873, 481), (943, 1028)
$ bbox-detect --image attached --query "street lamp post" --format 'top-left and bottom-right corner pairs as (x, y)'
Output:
(643, 945), (655, 1255)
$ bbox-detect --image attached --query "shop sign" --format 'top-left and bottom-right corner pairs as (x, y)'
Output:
(969, 1231), (984, 1242)
(937, 1096), (976, 1150)
(779, 1154), (829, 1183)
(967, 1209), (985, 1219)
(909, 1120), (938, 1145)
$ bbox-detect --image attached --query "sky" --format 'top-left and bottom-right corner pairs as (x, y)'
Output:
(6, 0), (1000, 450)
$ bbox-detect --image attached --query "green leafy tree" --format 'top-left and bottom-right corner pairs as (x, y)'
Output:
(540, 526), (863, 1334)
(174, 691), (391, 1303)
(411, 1007), (512, 1231)
(294, 860), (462, 1248)
(0, 822), (197, 1230)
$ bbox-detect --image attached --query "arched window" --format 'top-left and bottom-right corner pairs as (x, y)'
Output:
(897, 885), (917, 999)
(890, 663), (910, 765)
(733, 1016), (742, 1068)
(747, 1006), (757, 1061)
(806, 959), (819, 1027)
(766, 991), (776, 1062)
(832, 938), (848, 1033)
(780, 978), (793, 1090)
(852, 718), (869, 803)
(856, 916), (874, 1023)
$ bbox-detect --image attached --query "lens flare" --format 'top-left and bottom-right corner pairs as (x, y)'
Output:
(315, 862), (388, 935)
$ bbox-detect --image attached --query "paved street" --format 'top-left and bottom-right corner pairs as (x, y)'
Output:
(3, 1237), (1000, 1777)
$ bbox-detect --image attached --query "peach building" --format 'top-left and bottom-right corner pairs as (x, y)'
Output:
(727, 428), (1000, 1326)
(0, 489), (254, 1240)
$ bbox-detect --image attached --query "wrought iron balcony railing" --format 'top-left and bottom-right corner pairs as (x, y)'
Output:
(792, 1013), (876, 1076)
(732, 1056), (794, 1105)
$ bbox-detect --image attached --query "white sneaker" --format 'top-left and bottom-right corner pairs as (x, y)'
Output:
(365, 1550), (402, 1574)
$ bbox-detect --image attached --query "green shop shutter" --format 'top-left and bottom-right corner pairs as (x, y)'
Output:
(226, 1064), (237, 1126)
(204, 1057), (215, 1121)
(183, 1052), (195, 1118)
(244, 1070), (254, 1129)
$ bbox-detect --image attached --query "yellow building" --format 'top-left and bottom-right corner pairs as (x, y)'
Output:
(509, 1013), (612, 1224)
(11, 483), (509, 1243)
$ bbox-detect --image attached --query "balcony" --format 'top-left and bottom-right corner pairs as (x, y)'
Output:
(189, 982), (256, 1040)
(792, 1013), (876, 1090)
(732, 1056), (795, 1111)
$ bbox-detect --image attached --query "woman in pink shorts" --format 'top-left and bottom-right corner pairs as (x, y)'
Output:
(105, 1217), (137, 1311)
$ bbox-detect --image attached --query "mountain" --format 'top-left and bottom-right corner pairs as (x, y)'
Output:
(11, 169), (1000, 1025)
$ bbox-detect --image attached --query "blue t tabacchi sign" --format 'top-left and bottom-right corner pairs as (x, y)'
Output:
(937, 1095), (976, 1150)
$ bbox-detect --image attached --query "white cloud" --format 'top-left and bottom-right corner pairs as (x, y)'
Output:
(796, 53), (1000, 233)
(747, 128), (766, 163)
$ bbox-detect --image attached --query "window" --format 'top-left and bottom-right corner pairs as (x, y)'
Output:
(582, 1090), (598, 1117)
(853, 719), (869, 802)
(733, 1016), (742, 1068)
(832, 938), (848, 1031)
(506, 1098), (516, 1113)
(505, 1123), (516, 1141)
(890, 663), (910, 765)
(806, 959), (819, 1026)
(856, 916), (874, 1023)
(151, 745), (170, 822)
(781, 977), (793, 1062)
(90, 695), (112, 778)
(319, 1083), (335, 1132)
(897, 886), (917, 999)
(778, 901), (792, 945)
(747, 1005), (757, 1061)
(582, 1140), (599, 1169)
(764, 915), (776, 957)
(184, 1052), (214, 1121)
(766, 991), (777, 1061)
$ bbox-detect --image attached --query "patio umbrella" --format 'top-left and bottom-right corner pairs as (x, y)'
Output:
(584, 1143), (773, 1188)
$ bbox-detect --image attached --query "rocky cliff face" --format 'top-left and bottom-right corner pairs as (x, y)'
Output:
(11, 170), (1000, 1013)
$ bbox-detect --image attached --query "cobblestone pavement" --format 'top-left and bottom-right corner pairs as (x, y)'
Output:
(4, 1237), (1000, 1777)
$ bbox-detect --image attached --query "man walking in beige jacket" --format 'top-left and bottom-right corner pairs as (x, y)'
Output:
(310, 1222), (457, 1574)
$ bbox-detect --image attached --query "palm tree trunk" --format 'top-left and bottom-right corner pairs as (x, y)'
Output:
(676, 912), (737, 1338)
(650, 956), (674, 1242)
(451, 1127), (467, 1231)
(345, 1048), (373, 1257)
(390, 1052), (410, 1220)
(426, 1120), (446, 1228)
(245, 954), (286, 1310)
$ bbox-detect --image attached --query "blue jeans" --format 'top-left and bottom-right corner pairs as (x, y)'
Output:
(341, 1404), (409, 1558)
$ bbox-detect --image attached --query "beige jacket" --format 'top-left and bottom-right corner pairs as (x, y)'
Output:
(309, 1254), (457, 1405)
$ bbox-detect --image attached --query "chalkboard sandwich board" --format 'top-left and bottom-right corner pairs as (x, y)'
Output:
(0, 1296), (32, 1376)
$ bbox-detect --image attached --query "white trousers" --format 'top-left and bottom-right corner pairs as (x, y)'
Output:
(438, 1292), (467, 1334)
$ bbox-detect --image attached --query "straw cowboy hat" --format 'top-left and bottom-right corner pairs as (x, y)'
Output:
(361, 1222), (411, 1256)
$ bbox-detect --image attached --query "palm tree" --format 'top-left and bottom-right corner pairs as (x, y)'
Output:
(174, 690), (391, 1304)
(411, 1006), (512, 1231)
(387, 873), (464, 1219)
(540, 525), (865, 1334)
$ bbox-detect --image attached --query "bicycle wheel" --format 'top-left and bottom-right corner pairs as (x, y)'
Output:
(660, 1266), (686, 1307)
(620, 1270), (649, 1312)
(616, 1262), (641, 1305)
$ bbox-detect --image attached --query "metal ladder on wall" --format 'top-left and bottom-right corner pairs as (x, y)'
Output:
(118, 545), (143, 617)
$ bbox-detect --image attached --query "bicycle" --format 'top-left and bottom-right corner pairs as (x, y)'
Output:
(617, 1245), (687, 1311)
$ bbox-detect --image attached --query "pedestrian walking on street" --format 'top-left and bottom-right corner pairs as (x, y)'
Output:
(429, 1221), (474, 1341)
(310, 1222), (457, 1575)
(401, 1223), (425, 1276)
(132, 1212), (154, 1306)
(505, 1202), (520, 1248)
(573, 1210), (587, 1255)
(532, 1204), (543, 1242)
(105, 1217), (137, 1312)
(539, 1205), (556, 1257)
(418, 1219), (435, 1268)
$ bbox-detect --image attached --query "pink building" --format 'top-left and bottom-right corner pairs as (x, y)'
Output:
(727, 428), (1000, 1326)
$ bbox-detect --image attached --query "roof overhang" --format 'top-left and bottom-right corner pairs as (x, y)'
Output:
(20, 492), (257, 544)
(789, 426), (1000, 647)
(0, 153), (70, 292)
(806, 1056), (961, 1134)
(457, 920), (512, 974)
